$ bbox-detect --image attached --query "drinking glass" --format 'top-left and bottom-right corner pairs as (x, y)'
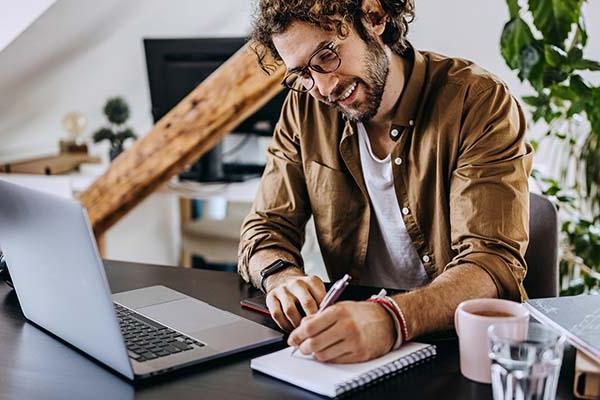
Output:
(488, 322), (565, 400)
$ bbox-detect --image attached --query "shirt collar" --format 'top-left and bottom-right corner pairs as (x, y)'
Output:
(342, 44), (426, 139)
(391, 45), (426, 128)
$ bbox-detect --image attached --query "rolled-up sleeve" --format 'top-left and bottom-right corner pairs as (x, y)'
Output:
(446, 82), (533, 301)
(238, 92), (311, 286)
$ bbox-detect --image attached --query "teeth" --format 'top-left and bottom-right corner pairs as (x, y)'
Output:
(339, 82), (357, 101)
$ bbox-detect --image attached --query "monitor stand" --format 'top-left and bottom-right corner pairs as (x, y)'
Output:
(179, 142), (266, 183)
(179, 144), (226, 182)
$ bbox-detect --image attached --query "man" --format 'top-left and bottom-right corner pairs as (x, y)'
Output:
(238, 0), (533, 363)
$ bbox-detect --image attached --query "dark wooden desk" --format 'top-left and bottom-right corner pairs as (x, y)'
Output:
(0, 260), (576, 399)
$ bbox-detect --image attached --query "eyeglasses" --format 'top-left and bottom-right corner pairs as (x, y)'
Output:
(282, 42), (342, 93)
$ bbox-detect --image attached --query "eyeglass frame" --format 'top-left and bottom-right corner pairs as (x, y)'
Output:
(281, 41), (342, 93)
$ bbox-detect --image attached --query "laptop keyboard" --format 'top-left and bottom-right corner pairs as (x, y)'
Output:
(114, 303), (204, 363)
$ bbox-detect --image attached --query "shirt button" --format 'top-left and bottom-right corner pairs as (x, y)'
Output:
(422, 255), (430, 263)
(394, 157), (402, 166)
(390, 129), (399, 138)
(401, 207), (410, 215)
(409, 119), (415, 126)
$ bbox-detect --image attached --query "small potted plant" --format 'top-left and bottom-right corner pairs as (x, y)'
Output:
(92, 97), (137, 161)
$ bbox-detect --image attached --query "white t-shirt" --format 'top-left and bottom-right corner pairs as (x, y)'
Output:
(357, 122), (429, 290)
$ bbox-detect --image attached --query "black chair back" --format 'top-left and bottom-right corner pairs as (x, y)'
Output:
(523, 193), (559, 298)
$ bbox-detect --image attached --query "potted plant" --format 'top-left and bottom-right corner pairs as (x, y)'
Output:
(92, 97), (138, 161)
(500, 0), (600, 294)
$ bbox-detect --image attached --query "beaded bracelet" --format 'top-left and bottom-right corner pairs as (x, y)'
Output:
(367, 297), (404, 350)
(385, 296), (409, 342)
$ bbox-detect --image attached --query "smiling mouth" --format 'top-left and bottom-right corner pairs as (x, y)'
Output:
(337, 81), (358, 104)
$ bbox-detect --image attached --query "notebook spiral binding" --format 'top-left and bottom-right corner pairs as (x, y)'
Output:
(335, 345), (437, 396)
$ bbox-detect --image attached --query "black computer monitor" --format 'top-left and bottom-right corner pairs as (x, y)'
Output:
(144, 38), (287, 181)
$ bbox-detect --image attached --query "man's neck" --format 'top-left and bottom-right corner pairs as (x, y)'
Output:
(364, 47), (408, 133)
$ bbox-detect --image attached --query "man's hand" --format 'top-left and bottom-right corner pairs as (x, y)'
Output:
(287, 301), (395, 363)
(265, 272), (326, 331)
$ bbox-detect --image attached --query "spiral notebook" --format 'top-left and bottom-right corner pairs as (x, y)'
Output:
(251, 342), (436, 397)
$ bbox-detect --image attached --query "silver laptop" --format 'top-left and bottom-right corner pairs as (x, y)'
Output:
(0, 179), (282, 379)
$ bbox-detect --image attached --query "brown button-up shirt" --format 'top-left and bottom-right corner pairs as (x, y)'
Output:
(238, 47), (533, 301)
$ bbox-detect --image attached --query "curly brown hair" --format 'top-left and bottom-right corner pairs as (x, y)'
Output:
(250, 0), (415, 74)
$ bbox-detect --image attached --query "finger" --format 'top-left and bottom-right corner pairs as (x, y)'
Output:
(313, 339), (353, 363)
(287, 281), (319, 316)
(265, 292), (294, 332)
(288, 307), (338, 347)
(298, 321), (346, 355)
(326, 350), (358, 364)
(304, 276), (327, 304)
(278, 287), (303, 328)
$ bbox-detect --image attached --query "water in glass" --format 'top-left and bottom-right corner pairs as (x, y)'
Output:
(488, 322), (565, 400)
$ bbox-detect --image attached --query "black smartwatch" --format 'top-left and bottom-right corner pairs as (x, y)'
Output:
(260, 259), (298, 293)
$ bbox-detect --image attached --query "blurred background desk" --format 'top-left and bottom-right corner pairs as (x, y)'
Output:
(168, 178), (258, 270)
(169, 178), (326, 280)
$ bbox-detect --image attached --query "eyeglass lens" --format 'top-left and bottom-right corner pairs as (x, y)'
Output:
(284, 47), (341, 92)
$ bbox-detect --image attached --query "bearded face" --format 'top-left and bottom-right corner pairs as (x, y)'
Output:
(273, 20), (391, 123)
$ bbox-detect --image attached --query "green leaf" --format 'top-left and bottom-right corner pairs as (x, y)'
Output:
(532, 107), (547, 122)
(573, 59), (600, 71)
(574, 18), (588, 47)
(116, 128), (137, 141)
(570, 75), (593, 99)
(530, 139), (539, 151)
(529, 0), (583, 47)
(543, 67), (569, 86)
(550, 85), (576, 101)
(567, 100), (586, 117)
(500, 17), (536, 70)
(92, 127), (115, 143)
(104, 97), (130, 125)
(557, 195), (576, 203)
(507, 0), (520, 18)
(519, 44), (545, 88)
(544, 108), (561, 123)
(544, 185), (561, 196)
(554, 132), (567, 140)
(567, 46), (584, 63)
(522, 94), (550, 107)
(545, 45), (568, 67)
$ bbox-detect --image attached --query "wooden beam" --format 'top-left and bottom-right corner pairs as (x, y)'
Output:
(78, 42), (284, 236)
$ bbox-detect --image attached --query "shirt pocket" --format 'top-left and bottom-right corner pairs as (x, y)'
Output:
(306, 160), (351, 193)
(305, 160), (362, 243)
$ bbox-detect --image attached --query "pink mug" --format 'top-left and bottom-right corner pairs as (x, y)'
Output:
(454, 298), (529, 383)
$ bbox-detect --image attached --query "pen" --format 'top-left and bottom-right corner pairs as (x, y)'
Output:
(291, 274), (352, 357)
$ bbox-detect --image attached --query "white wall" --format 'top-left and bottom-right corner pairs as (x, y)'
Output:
(0, 1), (598, 266)
(0, 0), (55, 52)
(0, 0), (252, 162)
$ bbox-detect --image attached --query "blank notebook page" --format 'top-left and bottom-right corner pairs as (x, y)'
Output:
(251, 342), (436, 397)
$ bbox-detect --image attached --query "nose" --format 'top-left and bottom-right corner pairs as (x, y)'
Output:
(312, 72), (339, 101)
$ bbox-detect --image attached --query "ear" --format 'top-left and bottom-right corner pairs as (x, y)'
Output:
(361, 0), (387, 36)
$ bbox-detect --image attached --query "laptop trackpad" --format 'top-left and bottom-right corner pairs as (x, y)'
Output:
(137, 298), (240, 334)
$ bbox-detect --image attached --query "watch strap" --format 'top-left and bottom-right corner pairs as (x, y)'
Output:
(259, 259), (297, 293)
